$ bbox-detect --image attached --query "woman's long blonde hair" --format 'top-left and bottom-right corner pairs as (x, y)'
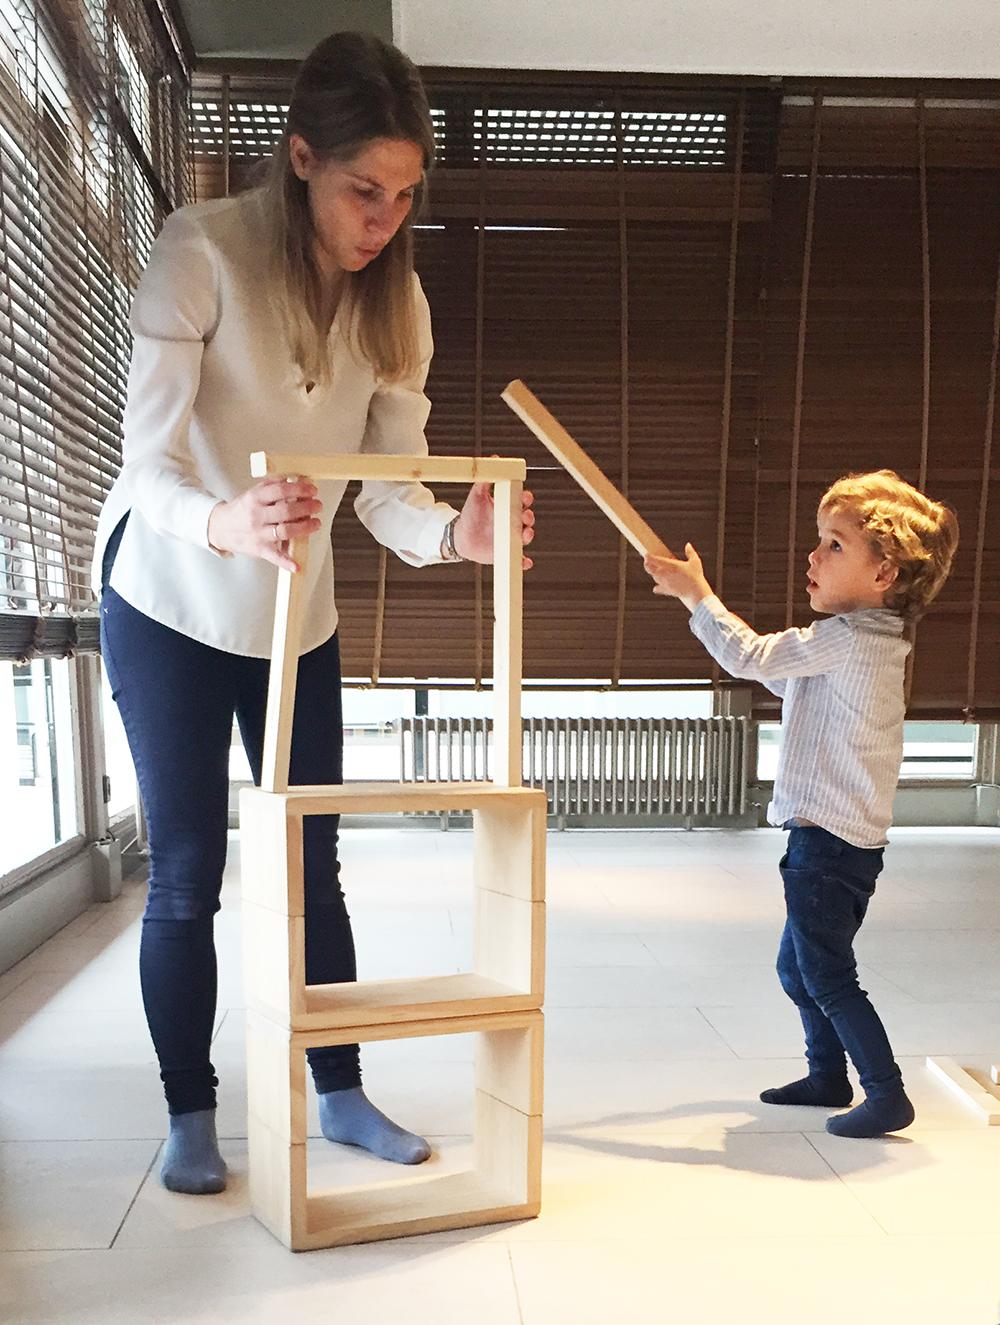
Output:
(258, 31), (435, 387)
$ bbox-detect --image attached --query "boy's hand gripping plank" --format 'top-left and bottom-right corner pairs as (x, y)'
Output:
(501, 380), (672, 559)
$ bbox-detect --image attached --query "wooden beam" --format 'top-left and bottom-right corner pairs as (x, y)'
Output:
(492, 478), (523, 786)
(926, 1056), (1000, 1125)
(250, 452), (525, 484)
(501, 381), (671, 559)
(260, 535), (310, 793)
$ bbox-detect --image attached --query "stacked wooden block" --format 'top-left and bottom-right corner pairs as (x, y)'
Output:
(240, 451), (545, 1250)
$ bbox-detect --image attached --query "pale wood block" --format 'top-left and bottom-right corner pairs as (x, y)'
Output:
(261, 533), (310, 795)
(289, 1007), (540, 1052)
(242, 900), (305, 1025)
(247, 1111), (307, 1248)
(926, 1055), (1000, 1125)
(246, 1012), (308, 1142)
(502, 379), (671, 559)
(473, 791), (547, 901)
(250, 451), (525, 484)
(251, 781), (543, 817)
(474, 1091), (542, 1212)
(492, 478), (523, 788)
(474, 889), (545, 1005)
(475, 1009), (544, 1116)
(294, 973), (539, 1032)
(238, 789), (304, 916)
(299, 1170), (534, 1250)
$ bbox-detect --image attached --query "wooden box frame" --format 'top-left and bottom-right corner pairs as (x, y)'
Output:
(239, 780), (546, 1030)
(247, 1007), (544, 1250)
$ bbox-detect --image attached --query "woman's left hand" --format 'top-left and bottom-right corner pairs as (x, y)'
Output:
(453, 481), (535, 570)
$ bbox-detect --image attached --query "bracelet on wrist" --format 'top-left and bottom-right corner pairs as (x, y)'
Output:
(442, 515), (463, 562)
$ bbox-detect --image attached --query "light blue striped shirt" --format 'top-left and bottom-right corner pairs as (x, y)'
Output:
(690, 595), (910, 847)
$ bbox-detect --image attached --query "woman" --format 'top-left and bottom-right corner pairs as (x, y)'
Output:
(93, 31), (534, 1195)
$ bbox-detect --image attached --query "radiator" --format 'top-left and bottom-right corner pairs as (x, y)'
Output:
(398, 716), (751, 823)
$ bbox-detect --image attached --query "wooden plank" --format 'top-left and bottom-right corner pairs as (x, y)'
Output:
(238, 789), (304, 915)
(285, 1006), (539, 1053)
(475, 1093), (542, 1212)
(475, 1009), (544, 1116)
(255, 782), (542, 817)
(492, 478), (523, 787)
(241, 901), (304, 1025)
(250, 451), (525, 484)
(301, 1170), (536, 1250)
(247, 1112), (307, 1249)
(261, 534), (310, 794)
(926, 1056), (1000, 1125)
(246, 1012), (308, 1143)
(501, 380), (670, 559)
(474, 890), (545, 1005)
(289, 973), (538, 1032)
(473, 792), (547, 901)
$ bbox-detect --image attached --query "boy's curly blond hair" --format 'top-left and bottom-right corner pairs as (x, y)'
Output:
(819, 470), (959, 621)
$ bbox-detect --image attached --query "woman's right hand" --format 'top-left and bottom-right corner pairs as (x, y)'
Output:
(208, 477), (323, 573)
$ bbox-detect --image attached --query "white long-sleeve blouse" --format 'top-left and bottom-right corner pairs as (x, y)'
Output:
(91, 189), (457, 657)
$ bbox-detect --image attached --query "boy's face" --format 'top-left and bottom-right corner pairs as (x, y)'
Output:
(806, 508), (897, 615)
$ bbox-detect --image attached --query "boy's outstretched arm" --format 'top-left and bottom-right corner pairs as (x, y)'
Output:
(644, 542), (850, 693)
(644, 544), (713, 614)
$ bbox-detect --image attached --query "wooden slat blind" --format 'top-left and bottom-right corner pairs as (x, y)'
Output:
(191, 71), (999, 717)
(0, 0), (190, 660)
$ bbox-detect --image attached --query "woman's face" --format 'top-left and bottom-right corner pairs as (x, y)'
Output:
(289, 135), (424, 276)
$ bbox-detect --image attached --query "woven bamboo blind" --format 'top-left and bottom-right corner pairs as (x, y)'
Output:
(190, 70), (1000, 716)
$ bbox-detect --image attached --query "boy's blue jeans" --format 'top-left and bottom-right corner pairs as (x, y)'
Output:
(777, 825), (903, 1099)
(100, 525), (359, 1114)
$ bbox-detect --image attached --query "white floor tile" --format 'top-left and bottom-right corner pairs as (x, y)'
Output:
(0, 1140), (159, 1250)
(510, 1235), (1000, 1325)
(809, 1129), (1000, 1235)
(0, 1242), (523, 1324)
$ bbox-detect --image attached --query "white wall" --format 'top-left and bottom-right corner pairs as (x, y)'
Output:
(394, 0), (1000, 78)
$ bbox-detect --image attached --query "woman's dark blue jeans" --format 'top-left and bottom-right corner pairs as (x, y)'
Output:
(100, 535), (360, 1115)
(776, 825), (903, 1099)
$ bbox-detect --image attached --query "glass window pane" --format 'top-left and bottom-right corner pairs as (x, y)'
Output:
(100, 662), (135, 817)
(756, 719), (977, 782)
(0, 658), (79, 877)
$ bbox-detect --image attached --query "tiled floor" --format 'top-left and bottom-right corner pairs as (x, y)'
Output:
(2, 826), (1000, 1323)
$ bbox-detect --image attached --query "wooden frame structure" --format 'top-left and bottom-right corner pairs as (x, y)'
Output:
(241, 450), (545, 1250)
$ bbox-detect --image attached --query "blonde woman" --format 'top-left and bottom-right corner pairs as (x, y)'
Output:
(94, 32), (534, 1195)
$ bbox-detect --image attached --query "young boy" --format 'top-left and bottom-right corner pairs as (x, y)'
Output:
(644, 471), (959, 1137)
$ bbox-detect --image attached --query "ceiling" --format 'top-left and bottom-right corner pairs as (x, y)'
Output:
(172, 0), (393, 60)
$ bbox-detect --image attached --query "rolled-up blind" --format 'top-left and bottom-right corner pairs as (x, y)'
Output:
(191, 69), (1000, 716)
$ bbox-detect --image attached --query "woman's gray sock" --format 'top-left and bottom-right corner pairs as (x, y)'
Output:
(160, 1108), (228, 1194)
(318, 1087), (431, 1164)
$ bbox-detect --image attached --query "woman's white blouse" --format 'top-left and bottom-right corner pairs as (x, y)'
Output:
(92, 190), (457, 658)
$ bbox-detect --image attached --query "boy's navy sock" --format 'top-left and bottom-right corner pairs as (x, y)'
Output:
(825, 1090), (915, 1138)
(760, 1074), (854, 1107)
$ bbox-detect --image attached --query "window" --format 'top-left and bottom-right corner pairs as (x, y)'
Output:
(0, 656), (79, 878)
(756, 720), (976, 783)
